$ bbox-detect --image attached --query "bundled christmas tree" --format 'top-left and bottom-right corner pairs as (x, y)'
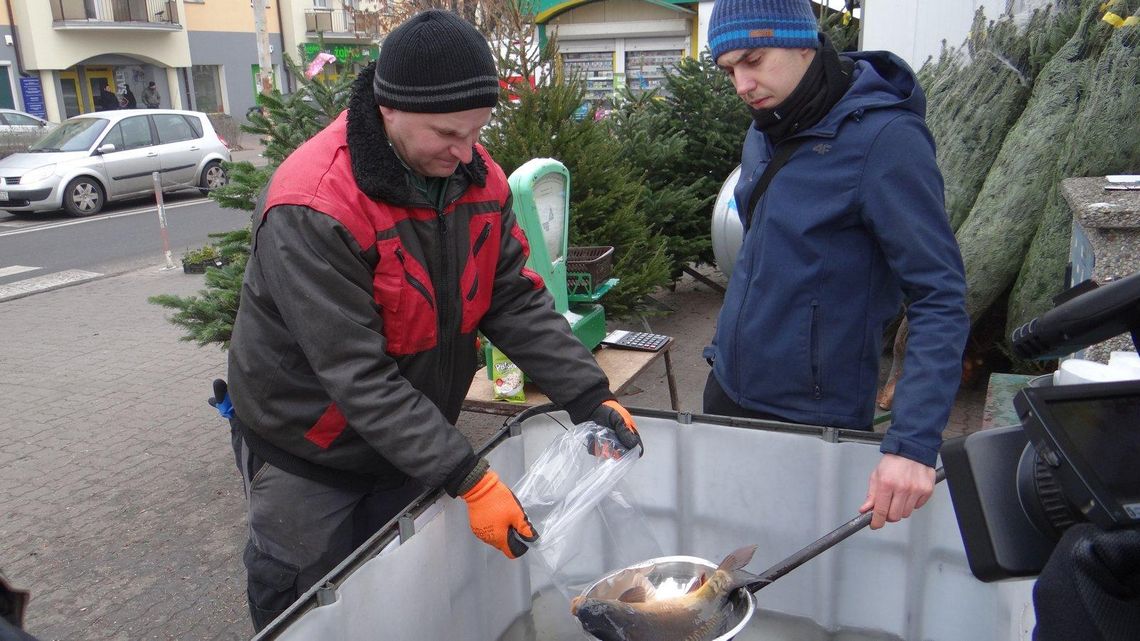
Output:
(1008, 0), (1140, 332)
(956, 0), (1127, 324)
(918, 7), (1079, 231)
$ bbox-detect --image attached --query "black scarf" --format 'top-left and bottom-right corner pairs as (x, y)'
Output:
(750, 34), (854, 143)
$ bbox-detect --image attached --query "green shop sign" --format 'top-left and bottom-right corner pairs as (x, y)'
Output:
(302, 43), (379, 63)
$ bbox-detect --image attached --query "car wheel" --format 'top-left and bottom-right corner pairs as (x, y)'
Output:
(62, 176), (105, 217)
(199, 161), (228, 194)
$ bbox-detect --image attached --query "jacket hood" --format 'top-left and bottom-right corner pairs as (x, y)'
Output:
(344, 62), (488, 204)
(814, 50), (925, 134)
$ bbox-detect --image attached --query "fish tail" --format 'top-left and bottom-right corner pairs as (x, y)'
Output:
(716, 545), (760, 593)
(727, 568), (762, 592)
(716, 545), (757, 573)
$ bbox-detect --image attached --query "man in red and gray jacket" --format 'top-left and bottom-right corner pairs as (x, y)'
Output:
(224, 10), (640, 631)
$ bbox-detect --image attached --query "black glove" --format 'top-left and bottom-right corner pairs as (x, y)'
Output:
(208, 379), (234, 419)
(1032, 524), (1140, 641)
(588, 400), (642, 454)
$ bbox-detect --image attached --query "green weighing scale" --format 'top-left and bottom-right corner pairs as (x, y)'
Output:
(484, 158), (616, 372)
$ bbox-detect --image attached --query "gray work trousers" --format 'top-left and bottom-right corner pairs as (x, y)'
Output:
(232, 431), (423, 632)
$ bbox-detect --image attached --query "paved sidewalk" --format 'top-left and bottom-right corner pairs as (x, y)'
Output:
(0, 268), (247, 640)
(0, 261), (988, 640)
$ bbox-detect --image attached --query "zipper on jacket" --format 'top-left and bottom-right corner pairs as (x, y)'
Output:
(436, 208), (454, 402)
(810, 300), (822, 400)
(394, 247), (435, 310)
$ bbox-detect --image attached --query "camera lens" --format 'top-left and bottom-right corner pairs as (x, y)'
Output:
(1016, 443), (1083, 540)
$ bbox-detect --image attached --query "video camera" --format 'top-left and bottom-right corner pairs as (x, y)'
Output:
(942, 271), (1140, 582)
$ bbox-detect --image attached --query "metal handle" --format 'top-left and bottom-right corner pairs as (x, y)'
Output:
(746, 467), (946, 594)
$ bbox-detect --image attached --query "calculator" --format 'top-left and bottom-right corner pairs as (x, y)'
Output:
(601, 330), (671, 352)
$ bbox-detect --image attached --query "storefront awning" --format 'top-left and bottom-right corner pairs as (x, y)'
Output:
(535, 0), (695, 24)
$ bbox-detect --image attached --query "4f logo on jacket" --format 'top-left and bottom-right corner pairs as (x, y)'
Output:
(813, 143), (832, 155)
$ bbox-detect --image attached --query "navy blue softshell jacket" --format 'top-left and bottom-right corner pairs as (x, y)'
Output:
(706, 51), (968, 467)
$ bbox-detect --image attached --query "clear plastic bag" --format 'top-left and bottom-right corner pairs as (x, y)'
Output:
(513, 420), (661, 595)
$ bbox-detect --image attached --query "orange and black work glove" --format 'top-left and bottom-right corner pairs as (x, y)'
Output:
(588, 400), (642, 455)
(461, 469), (538, 559)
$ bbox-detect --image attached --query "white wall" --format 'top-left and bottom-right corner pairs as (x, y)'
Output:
(861, 0), (1054, 70)
(696, 0), (1056, 70)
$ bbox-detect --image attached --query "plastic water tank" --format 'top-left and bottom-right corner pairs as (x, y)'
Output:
(711, 165), (744, 279)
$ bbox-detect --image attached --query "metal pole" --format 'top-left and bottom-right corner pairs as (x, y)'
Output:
(746, 468), (947, 594)
(252, 0), (275, 96)
(153, 172), (176, 270)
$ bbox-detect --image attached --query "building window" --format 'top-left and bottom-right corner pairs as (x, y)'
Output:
(192, 65), (222, 113)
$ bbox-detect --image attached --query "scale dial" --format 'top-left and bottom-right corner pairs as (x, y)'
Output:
(532, 172), (566, 264)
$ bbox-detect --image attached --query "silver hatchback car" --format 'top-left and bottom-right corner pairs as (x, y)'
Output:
(0, 109), (230, 217)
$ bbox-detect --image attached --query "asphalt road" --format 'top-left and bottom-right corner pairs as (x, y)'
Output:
(0, 191), (251, 288)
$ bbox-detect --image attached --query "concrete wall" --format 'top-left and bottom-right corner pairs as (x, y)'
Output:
(861, 0), (1054, 70)
(187, 30), (282, 118)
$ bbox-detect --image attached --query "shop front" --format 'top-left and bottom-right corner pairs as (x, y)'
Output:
(538, 0), (697, 106)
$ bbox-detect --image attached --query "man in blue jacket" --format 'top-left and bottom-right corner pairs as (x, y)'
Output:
(704, 0), (968, 529)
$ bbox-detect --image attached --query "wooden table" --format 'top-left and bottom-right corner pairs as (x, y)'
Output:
(462, 339), (679, 416)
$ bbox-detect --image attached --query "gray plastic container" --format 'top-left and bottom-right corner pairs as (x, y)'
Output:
(254, 409), (1035, 641)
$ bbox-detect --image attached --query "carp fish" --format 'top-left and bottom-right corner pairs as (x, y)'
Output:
(570, 545), (759, 641)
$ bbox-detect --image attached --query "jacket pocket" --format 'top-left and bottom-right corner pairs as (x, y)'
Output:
(809, 300), (823, 400)
(373, 237), (437, 355)
(460, 215), (500, 333)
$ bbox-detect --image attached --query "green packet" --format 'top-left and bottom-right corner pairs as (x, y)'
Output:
(490, 346), (526, 403)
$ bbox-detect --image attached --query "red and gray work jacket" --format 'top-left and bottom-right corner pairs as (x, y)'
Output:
(227, 111), (611, 494)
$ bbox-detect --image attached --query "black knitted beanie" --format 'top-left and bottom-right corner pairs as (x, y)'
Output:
(373, 10), (499, 113)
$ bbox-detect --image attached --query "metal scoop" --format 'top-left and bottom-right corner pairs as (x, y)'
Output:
(746, 467), (947, 594)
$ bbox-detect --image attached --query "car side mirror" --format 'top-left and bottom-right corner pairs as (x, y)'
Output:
(96, 143), (116, 154)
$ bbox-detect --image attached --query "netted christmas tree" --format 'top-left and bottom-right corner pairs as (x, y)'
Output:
(882, 0), (1139, 388)
(918, 6), (1081, 231)
(1008, 0), (1140, 333)
(956, 0), (1130, 326)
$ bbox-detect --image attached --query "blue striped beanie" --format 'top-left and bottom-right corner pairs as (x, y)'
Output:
(708, 0), (819, 61)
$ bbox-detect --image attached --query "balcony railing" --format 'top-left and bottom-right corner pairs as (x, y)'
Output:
(51, 0), (179, 26)
(306, 8), (382, 38)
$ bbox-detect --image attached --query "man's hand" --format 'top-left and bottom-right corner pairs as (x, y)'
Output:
(461, 469), (538, 559)
(588, 400), (641, 452)
(859, 453), (935, 529)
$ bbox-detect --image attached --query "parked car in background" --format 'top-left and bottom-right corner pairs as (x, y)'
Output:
(0, 109), (230, 217)
(0, 108), (53, 133)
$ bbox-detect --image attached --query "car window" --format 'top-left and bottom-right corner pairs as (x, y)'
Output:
(28, 118), (107, 152)
(153, 114), (199, 144)
(104, 116), (153, 151)
(5, 113), (40, 126)
(184, 115), (203, 138)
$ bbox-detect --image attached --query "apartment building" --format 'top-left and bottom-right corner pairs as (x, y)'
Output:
(0, 1), (377, 123)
